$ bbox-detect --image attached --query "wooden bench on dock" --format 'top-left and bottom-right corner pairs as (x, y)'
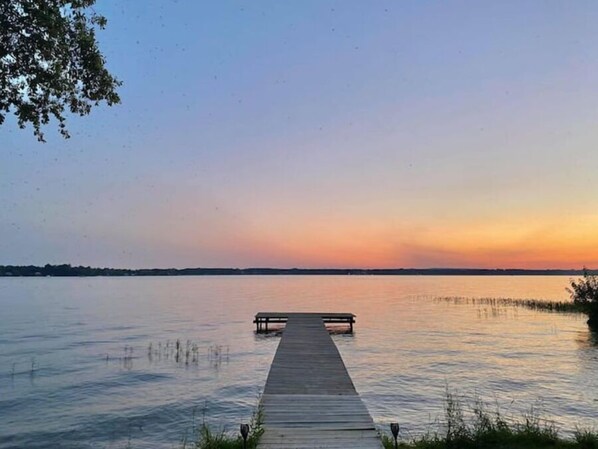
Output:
(254, 312), (355, 333)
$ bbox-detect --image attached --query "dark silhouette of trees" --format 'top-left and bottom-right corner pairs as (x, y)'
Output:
(0, 264), (596, 277)
(568, 268), (598, 328)
(0, 0), (120, 141)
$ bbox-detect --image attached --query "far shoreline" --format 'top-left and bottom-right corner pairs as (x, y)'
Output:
(1, 264), (596, 277)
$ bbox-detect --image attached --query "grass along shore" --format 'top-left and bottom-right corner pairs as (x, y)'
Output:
(179, 405), (263, 449)
(380, 391), (598, 449)
(179, 392), (597, 449)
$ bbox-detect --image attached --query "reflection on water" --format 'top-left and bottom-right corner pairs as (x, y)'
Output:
(575, 329), (598, 349)
(588, 328), (598, 348)
(0, 276), (596, 449)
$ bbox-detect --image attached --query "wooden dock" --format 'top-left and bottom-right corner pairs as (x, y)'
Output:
(257, 313), (382, 449)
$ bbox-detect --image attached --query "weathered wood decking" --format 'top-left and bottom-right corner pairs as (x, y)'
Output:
(257, 313), (382, 449)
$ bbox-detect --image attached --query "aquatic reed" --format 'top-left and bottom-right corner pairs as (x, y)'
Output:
(146, 339), (229, 367)
(436, 296), (583, 314)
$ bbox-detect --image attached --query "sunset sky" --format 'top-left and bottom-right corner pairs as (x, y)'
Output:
(2, 1), (598, 269)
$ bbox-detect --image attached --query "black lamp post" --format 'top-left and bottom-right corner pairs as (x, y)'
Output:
(390, 422), (400, 449)
(240, 423), (250, 449)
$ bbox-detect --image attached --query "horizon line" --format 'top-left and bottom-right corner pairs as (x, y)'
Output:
(0, 263), (595, 274)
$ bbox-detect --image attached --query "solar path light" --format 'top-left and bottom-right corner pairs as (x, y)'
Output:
(390, 422), (400, 449)
(240, 423), (250, 449)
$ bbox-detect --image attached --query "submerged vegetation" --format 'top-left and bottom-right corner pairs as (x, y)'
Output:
(381, 391), (598, 449)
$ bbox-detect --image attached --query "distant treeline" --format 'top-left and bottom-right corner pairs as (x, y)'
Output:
(0, 264), (595, 277)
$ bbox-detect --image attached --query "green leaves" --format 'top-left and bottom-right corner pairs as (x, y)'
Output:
(0, 0), (121, 141)
(567, 268), (598, 327)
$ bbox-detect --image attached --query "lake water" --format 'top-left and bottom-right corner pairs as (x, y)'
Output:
(1, 276), (596, 448)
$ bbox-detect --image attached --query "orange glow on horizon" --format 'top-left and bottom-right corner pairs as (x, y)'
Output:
(215, 212), (598, 269)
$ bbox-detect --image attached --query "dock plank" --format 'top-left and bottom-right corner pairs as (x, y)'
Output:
(257, 314), (382, 449)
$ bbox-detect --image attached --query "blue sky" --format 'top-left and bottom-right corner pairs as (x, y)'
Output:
(2, 1), (598, 268)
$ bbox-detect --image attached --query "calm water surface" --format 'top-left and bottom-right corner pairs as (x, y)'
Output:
(0, 276), (596, 448)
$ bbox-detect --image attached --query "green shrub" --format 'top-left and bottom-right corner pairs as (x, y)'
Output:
(568, 268), (598, 327)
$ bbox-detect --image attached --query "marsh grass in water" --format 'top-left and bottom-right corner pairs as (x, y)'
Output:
(146, 339), (230, 367)
(381, 391), (598, 449)
(440, 270), (598, 328)
(437, 296), (583, 314)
